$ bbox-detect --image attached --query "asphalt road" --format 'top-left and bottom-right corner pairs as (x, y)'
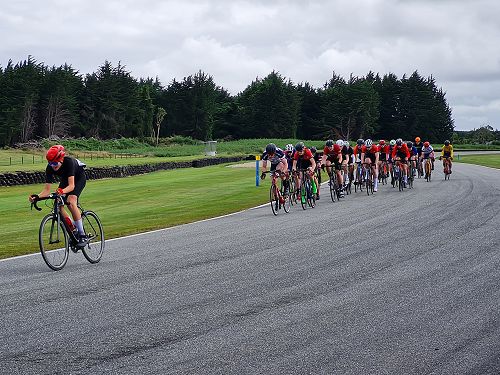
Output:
(1, 163), (500, 375)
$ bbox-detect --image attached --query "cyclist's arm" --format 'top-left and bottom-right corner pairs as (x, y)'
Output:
(61, 176), (75, 195)
(292, 159), (297, 171)
(450, 146), (454, 159)
(374, 152), (380, 164)
(310, 158), (316, 171)
(262, 159), (268, 172)
(31, 183), (51, 201)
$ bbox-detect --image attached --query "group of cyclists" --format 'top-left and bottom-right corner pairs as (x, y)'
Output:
(260, 137), (454, 201)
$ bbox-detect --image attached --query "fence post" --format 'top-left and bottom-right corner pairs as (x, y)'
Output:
(33, 155), (35, 164)
(22, 156), (24, 164)
(256, 155), (260, 187)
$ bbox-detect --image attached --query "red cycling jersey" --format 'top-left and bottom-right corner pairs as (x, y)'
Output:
(293, 147), (314, 160)
(361, 145), (379, 154)
(391, 144), (410, 159)
(323, 144), (342, 156)
(378, 144), (390, 155)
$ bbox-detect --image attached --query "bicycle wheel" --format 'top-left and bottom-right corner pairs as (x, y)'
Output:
(329, 174), (337, 202)
(81, 211), (105, 263)
(281, 183), (291, 213)
(300, 178), (308, 210)
(399, 171), (404, 192)
(39, 214), (69, 271)
(306, 180), (316, 208)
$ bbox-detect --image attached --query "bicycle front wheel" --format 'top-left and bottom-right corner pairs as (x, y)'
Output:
(81, 211), (105, 263)
(39, 215), (69, 271)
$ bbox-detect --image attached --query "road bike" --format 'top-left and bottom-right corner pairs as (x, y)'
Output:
(263, 170), (290, 215)
(31, 194), (104, 271)
(354, 161), (364, 193)
(297, 169), (316, 209)
(423, 157), (432, 182)
(379, 160), (389, 185)
(416, 158), (424, 179)
(442, 157), (452, 180)
(392, 160), (405, 192)
(363, 163), (374, 195)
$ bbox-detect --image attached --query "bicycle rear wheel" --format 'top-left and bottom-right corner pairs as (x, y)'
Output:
(329, 174), (337, 202)
(39, 215), (69, 271)
(280, 182), (291, 213)
(81, 211), (105, 263)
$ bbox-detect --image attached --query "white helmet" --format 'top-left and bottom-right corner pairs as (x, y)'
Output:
(365, 139), (373, 148)
(390, 139), (396, 146)
(343, 140), (349, 147)
(336, 139), (344, 146)
(285, 144), (294, 152)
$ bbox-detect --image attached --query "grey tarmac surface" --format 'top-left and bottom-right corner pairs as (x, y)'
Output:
(1, 163), (500, 375)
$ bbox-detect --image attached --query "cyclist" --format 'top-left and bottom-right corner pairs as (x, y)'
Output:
(407, 141), (418, 178)
(361, 139), (380, 192)
(342, 140), (355, 185)
(420, 141), (434, 178)
(391, 138), (410, 186)
(261, 143), (289, 192)
(320, 139), (344, 197)
(414, 136), (424, 174)
(388, 139), (396, 184)
(292, 142), (318, 200)
(310, 146), (322, 199)
(283, 143), (295, 174)
(440, 140), (454, 174)
(28, 145), (88, 247)
(377, 140), (390, 181)
(352, 139), (364, 186)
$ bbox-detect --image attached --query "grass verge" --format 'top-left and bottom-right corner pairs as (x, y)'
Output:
(455, 154), (500, 169)
(0, 163), (269, 260)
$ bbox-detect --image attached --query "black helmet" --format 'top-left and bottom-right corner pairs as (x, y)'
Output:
(265, 143), (277, 154)
(406, 141), (413, 148)
(325, 139), (334, 147)
(310, 146), (317, 153)
(357, 139), (364, 146)
(295, 142), (305, 152)
(444, 140), (450, 146)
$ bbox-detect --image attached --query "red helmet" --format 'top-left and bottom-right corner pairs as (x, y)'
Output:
(424, 141), (430, 147)
(46, 145), (65, 162)
(379, 140), (385, 145)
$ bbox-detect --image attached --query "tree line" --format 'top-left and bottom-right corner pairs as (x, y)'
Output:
(0, 56), (454, 147)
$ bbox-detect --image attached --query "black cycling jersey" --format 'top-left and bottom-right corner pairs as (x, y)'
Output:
(46, 156), (86, 195)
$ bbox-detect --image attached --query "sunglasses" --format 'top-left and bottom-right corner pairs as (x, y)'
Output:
(48, 161), (60, 167)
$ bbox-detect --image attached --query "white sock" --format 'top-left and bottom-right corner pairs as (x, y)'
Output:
(75, 219), (85, 235)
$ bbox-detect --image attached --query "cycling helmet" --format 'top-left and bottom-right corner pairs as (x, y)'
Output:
(415, 136), (421, 143)
(285, 144), (294, 152)
(379, 139), (385, 145)
(295, 142), (305, 152)
(356, 139), (364, 146)
(265, 143), (277, 154)
(424, 141), (430, 147)
(325, 139), (334, 147)
(365, 139), (373, 148)
(46, 145), (65, 162)
(407, 141), (413, 148)
(336, 139), (344, 146)
(310, 146), (317, 153)
(396, 138), (403, 146)
(390, 139), (396, 146)
(444, 140), (450, 146)
(343, 140), (349, 147)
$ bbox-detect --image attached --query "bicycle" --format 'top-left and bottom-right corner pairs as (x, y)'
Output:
(407, 159), (416, 189)
(354, 161), (364, 193)
(379, 160), (389, 185)
(392, 160), (405, 192)
(442, 157), (452, 180)
(31, 194), (104, 271)
(298, 169), (316, 209)
(328, 169), (339, 203)
(417, 158), (424, 179)
(423, 158), (432, 182)
(263, 170), (290, 215)
(363, 163), (374, 195)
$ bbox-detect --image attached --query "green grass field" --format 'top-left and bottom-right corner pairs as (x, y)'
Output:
(456, 154), (500, 169)
(0, 163), (269, 260)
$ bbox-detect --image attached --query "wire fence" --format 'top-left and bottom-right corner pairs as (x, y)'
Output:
(0, 153), (145, 166)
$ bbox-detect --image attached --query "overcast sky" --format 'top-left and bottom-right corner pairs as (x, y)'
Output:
(1, 0), (499, 131)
